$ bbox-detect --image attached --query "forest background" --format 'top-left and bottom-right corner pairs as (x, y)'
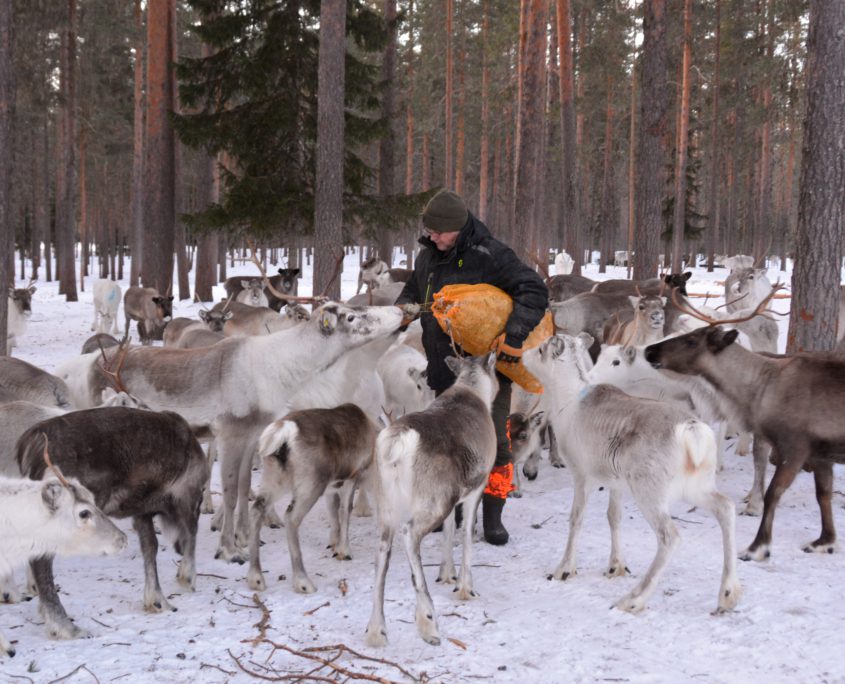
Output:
(0, 0), (843, 353)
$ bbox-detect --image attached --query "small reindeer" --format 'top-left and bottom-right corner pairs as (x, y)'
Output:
(603, 294), (668, 347)
(365, 353), (499, 647)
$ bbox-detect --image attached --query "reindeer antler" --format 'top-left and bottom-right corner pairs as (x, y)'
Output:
(41, 434), (71, 488)
(246, 239), (327, 305)
(97, 335), (132, 395)
(220, 292), (235, 313)
(671, 282), (787, 327)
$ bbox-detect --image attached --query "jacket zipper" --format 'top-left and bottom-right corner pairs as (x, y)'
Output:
(423, 272), (434, 308)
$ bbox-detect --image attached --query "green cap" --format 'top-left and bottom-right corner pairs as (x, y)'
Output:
(422, 190), (469, 233)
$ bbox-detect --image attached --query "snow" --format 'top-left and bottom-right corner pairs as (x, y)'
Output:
(1, 252), (843, 684)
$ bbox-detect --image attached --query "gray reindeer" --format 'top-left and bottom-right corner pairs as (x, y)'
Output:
(365, 352), (499, 647)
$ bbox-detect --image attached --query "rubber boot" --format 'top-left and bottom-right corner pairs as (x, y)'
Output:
(482, 493), (509, 546)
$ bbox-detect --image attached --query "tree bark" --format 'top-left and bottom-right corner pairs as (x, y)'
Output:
(444, 0), (453, 187)
(377, 0), (397, 266)
(478, 0), (490, 222)
(670, 0), (692, 274)
(171, 0), (190, 300)
(142, 0), (176, 295)
(312, 0), (347, 300)
(633, 0), (669, 280)
(0, 0), (13, 352)
(556, 0), (581, 274)
(705, 0), (721, 272)
(130, 0), (144, 286)
(599, 76), (615, 274)
(194, 42), (219, 303)
(787, 0), (845, 353)
(404, 0), (415, 196)
(57, 0), (78, 302)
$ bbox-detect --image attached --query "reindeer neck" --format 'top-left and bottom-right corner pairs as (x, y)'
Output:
(696, 343), (776, 407)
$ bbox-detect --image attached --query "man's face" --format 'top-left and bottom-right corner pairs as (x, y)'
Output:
(426, 229), (460, 252)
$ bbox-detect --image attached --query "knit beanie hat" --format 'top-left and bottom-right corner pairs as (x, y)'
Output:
(422, 190), (469, 233)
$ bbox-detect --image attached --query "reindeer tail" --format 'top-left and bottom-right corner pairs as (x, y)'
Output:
(258, 419), (299, 471)
(375, 427), (418, 526)
(676, 419), (717, 474)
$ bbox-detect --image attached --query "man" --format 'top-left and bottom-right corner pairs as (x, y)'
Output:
(395, 189), (549, 544)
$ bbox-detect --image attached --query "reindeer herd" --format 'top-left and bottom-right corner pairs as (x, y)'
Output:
(1, 252), (844, 656)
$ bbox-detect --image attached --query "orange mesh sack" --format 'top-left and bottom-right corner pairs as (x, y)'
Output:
(431, 283), (553, 394)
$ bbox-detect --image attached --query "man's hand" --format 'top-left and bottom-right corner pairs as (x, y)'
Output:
(492, 333), (523, 364)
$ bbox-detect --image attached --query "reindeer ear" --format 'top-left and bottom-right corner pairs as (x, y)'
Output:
(682, 272), (692, 282)
(198, 309), (209, 321)
(623, 345), (637, 362)
(545, 335), (566, 359)
(444, 355), (462, 375)
(628, 295), (641, 308)
(707, 327), (739, 353)
(576, 332), (594, 351)
(241, 280), (250, 289)
(28, 285), (37, 294)
(530, 411), (545, 428)
(101, 387), (117, 403)
(485, 351), (497, 372)
(152, 296), (163, 304)
(223, 311), (233, 321)
(659, 296), (667, 307)
(41, 480), (66, 514)
(318, 308), (338, 336)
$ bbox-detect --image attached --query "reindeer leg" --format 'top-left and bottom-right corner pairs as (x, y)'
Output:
(605, 487), (629, 578)
(213, 438), (246, 564)
(547, 425), (565, 468)
(135, 514), (176, 613)
(0, 629), (13, 657)
(201, 439), (216, 515)
(551, 474), (590, 581)
(693, 490), (742, 613)
(246, 494), (270, 591)
(0, 570), (22, 604)
(325, 481), (342, 553)
(804, 460), (836, 554)
(174, 510), (199, 592)
(436, 505), (457, 585)
(365, 525), (394, 647)
(401, 522), (440, 646)
(234, 436), (258, 550)
(614, 504), (679, 613)
(741, 435), (769, 516)
(286, 484), (325, 594)
(456, 487), (484, 600)
(741, 442), (808, 561)
(332, 480), (355, 561)
(31, 556), (90, 640)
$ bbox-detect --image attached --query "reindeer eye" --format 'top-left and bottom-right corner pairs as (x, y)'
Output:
(79, 509), (92, 520)
(611, 359), (620, 366)
(346, 314), (356, 322)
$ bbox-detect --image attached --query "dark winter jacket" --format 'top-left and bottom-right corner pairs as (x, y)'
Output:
(396, 213), (549, 392)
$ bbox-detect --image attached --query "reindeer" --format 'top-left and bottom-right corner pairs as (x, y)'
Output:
(357, 257), (413, 293)
(91, 279), (122, 335)
(603, 294), (667, 347)
(209, 300), (297, 337)
(246, 404), (377, 594)
(645, 325), (845, 562)
(346, 281), (405, 307)
(17, 407), (209, 639)
(547, 274), (596, 302)
(123, 286), (174, 345)
(376, 340), (435, 417)
(365, 353), (499, 647)
(223, 267), (301, 312)
(235, 278), (270, 307)
(554, 251), (574, 275)
(0, 466), (126, 657)
(0, 357), (74, 409)
(68, 303), (404, 562)
(6, 281), (36, 354)
(522, 333), (742, 614)
(593, 272), (692, 296)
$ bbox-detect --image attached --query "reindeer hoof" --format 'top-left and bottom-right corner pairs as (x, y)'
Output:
(803, 540), (836, 554)
(365, 627), (388, 648)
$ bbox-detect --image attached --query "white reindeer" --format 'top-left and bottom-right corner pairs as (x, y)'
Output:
(91, 279), (122, 334)
(522, 334), (742, 614)
(554, 251), (574, 275)
(365, 353), (499, 647)
(246, 404), (377, 594)
(376, 340), (435, 417)
(235, 278), (270, 308)
(6, 283), (36, 354)
(0, 473), (127, 657)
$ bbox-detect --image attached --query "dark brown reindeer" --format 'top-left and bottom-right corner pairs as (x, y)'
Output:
(644, 308), (844, 562)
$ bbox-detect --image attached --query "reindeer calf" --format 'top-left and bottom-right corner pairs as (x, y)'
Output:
(6, 283), (36, 354)
(603, 295), (667, 347)
(246, 404), (376, 594)
(235, 278), (270, 308)
(523, 334), (741, 614)
(17, 407), (208, 639)
(123, 286), (173, 345)
(366, 353), (499, 647)
(0, 474), (126, 656)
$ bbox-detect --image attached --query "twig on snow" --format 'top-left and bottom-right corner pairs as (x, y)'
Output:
(200, 662), (236, 677)
(302, 601), (330, 617)
(48, 664), (100, 684)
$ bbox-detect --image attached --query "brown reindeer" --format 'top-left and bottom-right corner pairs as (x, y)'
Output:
(645, 326), (844, 562)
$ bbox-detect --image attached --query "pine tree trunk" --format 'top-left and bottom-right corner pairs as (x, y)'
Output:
(32, 114), (47, 282)
(478, 0), (490, 222)
(454, 32), (466, 195)
(670, 0), (692, 274)
(626, 64), (636, 279)
(377, 0), (397, 266)
(444, 0), (453, 187)
(787, 0), (845, 353)
(706, 0), (721, 272)
(513, 0), (546, 251)
(57, 0), (78, 302)
(404, 0), (415, 196)
(79, 126), (87, 289)
(312, 0), (346, 300)
(142, 0), (176, 295)
(171, 0), (190, 300)
(556, 0), (581, 274)
(130, 0), (144, 286)
(599, 76), (614, 274)
(633, 0), (669, 279)
(0, 0), (13, 352)
(421, 131), (431, 190)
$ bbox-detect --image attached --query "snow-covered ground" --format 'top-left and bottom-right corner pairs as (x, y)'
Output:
(1, 251), (843, 684)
